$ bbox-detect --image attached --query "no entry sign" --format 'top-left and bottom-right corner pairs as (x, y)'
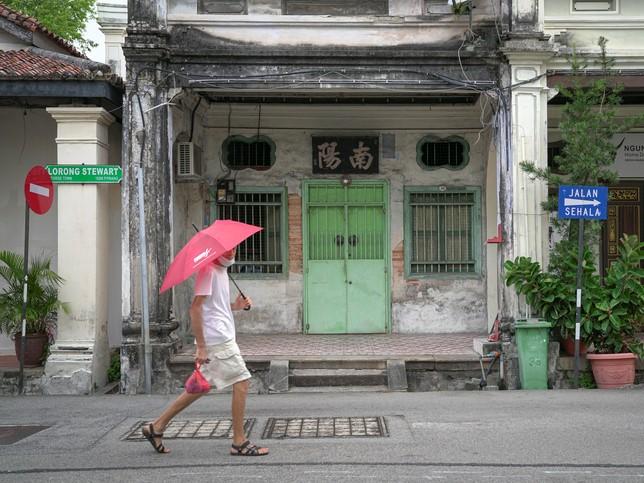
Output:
(24, 166), (54, 215)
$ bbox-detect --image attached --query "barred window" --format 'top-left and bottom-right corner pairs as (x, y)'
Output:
(216, 189), (287, 276)
(417, 136), (469, 170)
(222, 135), (275, 171)
(405, 188), (481, 276)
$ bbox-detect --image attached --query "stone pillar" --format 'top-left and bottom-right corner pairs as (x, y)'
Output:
(506, 46), (552, 267)
(121, 6), (179, 393)
(498, 39), (554, 325)
(43, 107), (115, 395)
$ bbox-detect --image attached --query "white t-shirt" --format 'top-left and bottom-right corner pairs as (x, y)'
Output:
(193, 263), (235, 345)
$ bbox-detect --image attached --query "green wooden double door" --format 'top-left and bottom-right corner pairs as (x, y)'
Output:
(304, 181), (390, 334)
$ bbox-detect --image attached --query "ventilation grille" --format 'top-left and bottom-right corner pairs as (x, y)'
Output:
(419, 140), (466, 169)
(223, 136), (274, 170)
(177, 142), (194, 176)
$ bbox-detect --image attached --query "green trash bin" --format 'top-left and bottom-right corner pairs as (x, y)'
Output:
(514, 319), (552, 390)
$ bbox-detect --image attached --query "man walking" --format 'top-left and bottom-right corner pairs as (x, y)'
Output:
(142, 247), (269, 456)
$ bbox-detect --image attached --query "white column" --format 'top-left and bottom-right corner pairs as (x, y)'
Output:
(505, 52), (551, 269)
(43, 107), (115, 395)
(97, 2), (127, 78)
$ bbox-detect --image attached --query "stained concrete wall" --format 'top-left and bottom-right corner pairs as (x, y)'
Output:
(178, 103), (494, 334)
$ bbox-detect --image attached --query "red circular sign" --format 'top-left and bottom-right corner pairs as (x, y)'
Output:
(24, 165), (54, 215)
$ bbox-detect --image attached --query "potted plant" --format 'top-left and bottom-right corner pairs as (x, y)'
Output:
(0, 250), (69, 367)
(505, 235), (644, 388)
(584, 235), (644, 388)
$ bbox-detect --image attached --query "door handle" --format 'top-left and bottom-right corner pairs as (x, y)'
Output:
(348, 234), (359, 246)
(335, 234), (345, 246)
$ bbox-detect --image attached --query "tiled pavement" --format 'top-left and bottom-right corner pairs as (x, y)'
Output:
(0, 333), (486, 369)
(235, 333), (484, 360)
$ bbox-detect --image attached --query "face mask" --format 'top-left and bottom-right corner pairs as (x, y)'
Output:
(218, 255), (235, 267)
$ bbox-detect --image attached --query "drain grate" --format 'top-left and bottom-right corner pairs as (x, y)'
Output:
(124, 419), (254, 441)
(262, 417), (388, 439)
(0, 425), (50, 445)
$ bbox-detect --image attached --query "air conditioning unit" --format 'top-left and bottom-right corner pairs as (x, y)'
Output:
(175, 141), (202, 181)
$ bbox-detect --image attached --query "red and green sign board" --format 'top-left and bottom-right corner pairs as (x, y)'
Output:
(45, 164), (122, 184)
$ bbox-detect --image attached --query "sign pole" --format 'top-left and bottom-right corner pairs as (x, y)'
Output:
(573, 218), (584, 389)
(18, 203), (30, 394)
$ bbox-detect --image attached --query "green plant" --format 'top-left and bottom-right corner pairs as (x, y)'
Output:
(0, 251), (69, 339)
(451, 0), (471, 15)
(504, 235), (644, 357)
(504, 242), (595, 341)
(583, 235), (644, 356)
(107, 350), (121, 383)
(578, 372), (596, 389)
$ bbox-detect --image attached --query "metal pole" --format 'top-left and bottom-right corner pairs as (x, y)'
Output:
(136, 166), (152, 394)
(574, 218), (585, 389)
(18, 203), (30, 395)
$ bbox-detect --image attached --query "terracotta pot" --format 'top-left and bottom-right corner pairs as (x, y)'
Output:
(586, 352), (637, 389)
(561, 337), (587, 356)
(13, 333), (48, 367)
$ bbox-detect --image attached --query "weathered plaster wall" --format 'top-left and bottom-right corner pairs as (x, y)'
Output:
(194, 104), (491, 333)
(0, 108), (58, 354)
(544, 0), (644, 64)
(0, 30), (27, 50)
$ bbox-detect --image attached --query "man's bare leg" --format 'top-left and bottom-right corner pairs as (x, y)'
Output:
(143, 391), (204, 453)
(231, 379), (268, 455)
(231, 379), (249, 446)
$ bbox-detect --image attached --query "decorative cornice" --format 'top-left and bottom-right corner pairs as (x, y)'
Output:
(47, 107), (116, 126)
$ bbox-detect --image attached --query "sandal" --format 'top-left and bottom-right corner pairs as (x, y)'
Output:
(142, 423), (170, 454)
(230, 440), (269, 456)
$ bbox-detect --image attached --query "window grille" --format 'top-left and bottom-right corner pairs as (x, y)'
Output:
(216, 190), (285, 275)
(417, 136), (468, 170)
(222, 136), (275, 170)
(406, 189), (480, 275)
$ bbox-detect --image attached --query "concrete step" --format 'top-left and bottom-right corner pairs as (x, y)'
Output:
(288, 385), (389, 393)
(290, 368), (387, 387)
(289, 359), (386, 370)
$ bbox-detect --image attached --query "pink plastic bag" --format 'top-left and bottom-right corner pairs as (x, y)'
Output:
(185, 363), (211, 394)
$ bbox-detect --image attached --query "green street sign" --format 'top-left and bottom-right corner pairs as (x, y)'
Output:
(45, 165), (123, 184)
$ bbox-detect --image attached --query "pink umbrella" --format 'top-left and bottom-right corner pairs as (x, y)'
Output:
(159, 219), (262, 293)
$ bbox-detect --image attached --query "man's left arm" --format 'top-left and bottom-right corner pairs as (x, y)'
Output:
(231, 294), (252, 311)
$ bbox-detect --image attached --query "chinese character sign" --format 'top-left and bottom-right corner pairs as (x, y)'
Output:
(312, 137), (379, 174)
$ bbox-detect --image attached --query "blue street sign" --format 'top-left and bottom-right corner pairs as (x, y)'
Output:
(558, 185), (608, 220)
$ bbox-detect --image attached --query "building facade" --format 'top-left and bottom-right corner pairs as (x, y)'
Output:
(119, 0), (534, 393)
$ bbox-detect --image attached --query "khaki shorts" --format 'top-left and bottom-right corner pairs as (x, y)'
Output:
(200, 340), (251, 390)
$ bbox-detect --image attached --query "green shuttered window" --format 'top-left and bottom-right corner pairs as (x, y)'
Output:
(215, 188), (287, 276)
(404, 187), (481, 276)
